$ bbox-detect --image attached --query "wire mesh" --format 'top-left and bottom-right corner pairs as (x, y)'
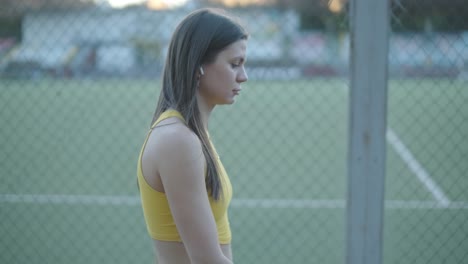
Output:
(0, 2), (348, 264)
(1, 1), (467, 264)
(384, 0), (468, 263)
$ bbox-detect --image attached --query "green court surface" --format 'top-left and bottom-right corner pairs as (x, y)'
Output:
(1, 78), (467, 264)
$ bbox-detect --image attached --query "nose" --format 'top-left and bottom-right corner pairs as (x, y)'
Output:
(237, 66), (248, 83)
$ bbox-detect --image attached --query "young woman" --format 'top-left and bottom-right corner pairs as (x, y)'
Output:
(137, 8), (248, 264)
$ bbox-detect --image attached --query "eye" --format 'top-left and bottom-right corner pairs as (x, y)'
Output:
(230, 58), (245, 68)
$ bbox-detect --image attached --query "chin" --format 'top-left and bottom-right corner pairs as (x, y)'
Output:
(217, 98), (235, 105)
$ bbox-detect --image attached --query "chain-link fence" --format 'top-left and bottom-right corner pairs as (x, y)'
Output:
(0, 1), (467, 264)
(384, 0), (468, 263)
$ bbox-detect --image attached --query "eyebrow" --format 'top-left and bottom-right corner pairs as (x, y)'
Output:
(232, 56), (246, 63)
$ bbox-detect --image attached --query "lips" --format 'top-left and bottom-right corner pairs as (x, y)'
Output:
(233, 89), (241, 95)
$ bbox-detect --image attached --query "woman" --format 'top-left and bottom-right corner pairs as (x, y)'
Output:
(137, 8), (248, 264)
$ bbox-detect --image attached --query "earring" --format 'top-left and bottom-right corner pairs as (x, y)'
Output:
(200, 66), (204, 76)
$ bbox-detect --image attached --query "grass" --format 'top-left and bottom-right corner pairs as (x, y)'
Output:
(0, 77), (467, 264)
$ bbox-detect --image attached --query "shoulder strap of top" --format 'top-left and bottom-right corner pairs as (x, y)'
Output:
(139, 109), (187, 172)
(150, 109), (185, 129)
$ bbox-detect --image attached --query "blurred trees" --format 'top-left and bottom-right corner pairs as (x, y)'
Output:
(0, 0), (94, 17)
(0, 0), (466, 35)
(203, 0), (468, 31)
(0, 0), (94, 39)
(391, 0), (468, 31)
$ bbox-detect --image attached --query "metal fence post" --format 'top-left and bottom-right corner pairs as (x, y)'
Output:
(346, 0), (390, 263)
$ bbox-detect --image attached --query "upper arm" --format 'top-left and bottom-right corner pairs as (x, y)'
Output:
(155, 128), (231, 263)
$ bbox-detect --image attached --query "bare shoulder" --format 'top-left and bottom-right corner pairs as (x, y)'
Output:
(140, 117), (203, 192)
(147, 118), (203, 165)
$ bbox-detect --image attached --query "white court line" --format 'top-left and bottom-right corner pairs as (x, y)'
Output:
(234, 199), (468, 210)
(386, 128), (451, 207)
(341, 84), (450, 207)
(1, 194), (467, 209)
(232, 199), (344, 209)
(0, 194), (140, 206)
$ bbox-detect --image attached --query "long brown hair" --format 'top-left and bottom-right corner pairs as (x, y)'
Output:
(152, 8), (248, 200)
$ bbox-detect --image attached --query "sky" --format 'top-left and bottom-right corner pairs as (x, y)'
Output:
(104, 0), (274, 9)
(105, 0), (189, 9)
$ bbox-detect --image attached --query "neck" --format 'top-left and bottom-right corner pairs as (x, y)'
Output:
(196, 94), (215, 131)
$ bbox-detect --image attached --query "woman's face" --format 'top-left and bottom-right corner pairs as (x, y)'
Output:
(198, 39), (248, 107)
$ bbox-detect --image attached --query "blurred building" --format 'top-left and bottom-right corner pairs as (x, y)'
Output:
(0, 1), (467, 79)
(2, 6), (303, 78)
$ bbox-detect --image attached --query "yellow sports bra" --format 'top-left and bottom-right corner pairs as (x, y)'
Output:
(137, 110), (232, 244)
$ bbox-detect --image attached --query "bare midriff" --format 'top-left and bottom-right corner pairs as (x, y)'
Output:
(153, 240), (232, 264)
